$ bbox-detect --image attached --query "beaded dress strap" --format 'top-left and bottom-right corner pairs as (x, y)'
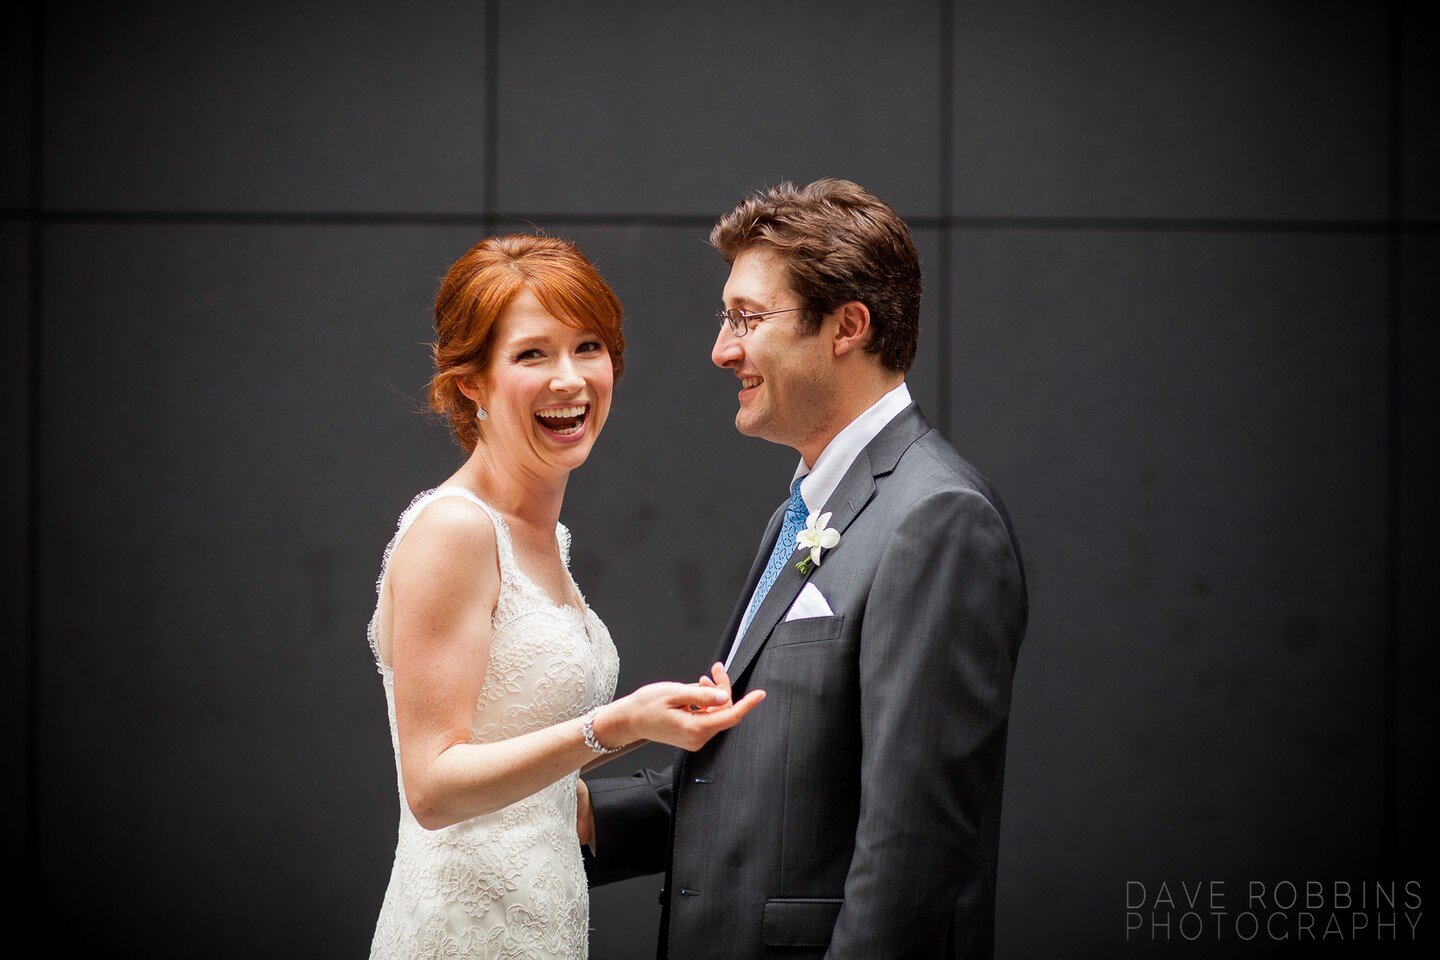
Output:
(556, 521), (572, 568)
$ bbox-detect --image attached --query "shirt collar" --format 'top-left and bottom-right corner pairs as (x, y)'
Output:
(793, 381), (912, 515)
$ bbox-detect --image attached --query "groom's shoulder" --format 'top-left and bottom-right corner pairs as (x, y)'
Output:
(888, 422), (1018, 537)
(893, 419), (997, 499)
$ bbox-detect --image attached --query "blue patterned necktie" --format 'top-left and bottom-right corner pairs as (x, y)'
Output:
(737, 477), (809, 642)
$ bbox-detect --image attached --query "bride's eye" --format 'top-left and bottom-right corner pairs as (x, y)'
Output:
(577, 341), (603, 354)
(516, 348), (543, 361)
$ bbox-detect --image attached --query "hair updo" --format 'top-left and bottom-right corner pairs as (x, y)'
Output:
(428, 234), (626, 453)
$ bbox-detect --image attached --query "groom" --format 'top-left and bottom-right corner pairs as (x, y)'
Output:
(581, 179), (1028, 959)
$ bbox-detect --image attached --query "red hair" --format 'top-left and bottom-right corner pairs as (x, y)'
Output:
(428, 235), (626, 452)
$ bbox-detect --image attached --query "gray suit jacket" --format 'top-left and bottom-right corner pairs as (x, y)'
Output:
(584, 404), (1028, 959)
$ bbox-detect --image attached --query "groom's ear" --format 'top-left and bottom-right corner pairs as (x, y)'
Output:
(831, 301), (872, 358)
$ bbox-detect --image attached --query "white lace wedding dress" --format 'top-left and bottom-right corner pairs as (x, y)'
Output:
(367, 487), (619, 959)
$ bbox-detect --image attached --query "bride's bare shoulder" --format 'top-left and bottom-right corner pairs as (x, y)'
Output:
(389, 496), (500, 593)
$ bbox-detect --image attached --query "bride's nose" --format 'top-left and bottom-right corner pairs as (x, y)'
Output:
(549, 356), (585, 393)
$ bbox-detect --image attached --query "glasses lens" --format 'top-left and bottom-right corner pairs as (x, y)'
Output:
(719, 308), (747, 337)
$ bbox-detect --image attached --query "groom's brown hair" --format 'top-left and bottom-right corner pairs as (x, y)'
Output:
(709, 179), (921, 373)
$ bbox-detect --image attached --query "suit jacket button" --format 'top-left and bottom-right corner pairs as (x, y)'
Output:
(678, 888), (697, 897)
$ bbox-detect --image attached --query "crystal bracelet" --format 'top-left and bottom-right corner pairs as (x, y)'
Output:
(581, 707), (625, 755)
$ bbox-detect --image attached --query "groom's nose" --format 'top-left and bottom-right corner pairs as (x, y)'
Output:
(712, 326), (742, 369)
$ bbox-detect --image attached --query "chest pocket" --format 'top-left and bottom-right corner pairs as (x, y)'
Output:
(768, 614), (846, 647)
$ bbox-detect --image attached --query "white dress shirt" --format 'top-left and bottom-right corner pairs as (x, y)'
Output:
(722, 381), (912, 669)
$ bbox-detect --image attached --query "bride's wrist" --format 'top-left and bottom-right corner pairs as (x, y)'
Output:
(588, 701), (631, 751)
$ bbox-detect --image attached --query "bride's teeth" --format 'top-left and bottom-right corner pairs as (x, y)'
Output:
(534, 403), (588, 436)
(535, 404), (588, 419)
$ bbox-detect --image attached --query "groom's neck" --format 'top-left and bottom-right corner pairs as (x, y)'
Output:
(794, 370), (905, 468)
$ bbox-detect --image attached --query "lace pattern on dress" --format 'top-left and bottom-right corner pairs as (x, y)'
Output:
(367, 487), (619, 959)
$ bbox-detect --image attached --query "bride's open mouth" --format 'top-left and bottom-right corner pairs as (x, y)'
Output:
(534, 403), (589, 439)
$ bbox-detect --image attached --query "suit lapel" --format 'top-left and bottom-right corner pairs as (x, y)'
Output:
(723, 404), (933, 683)
(709, 503), (786, 665)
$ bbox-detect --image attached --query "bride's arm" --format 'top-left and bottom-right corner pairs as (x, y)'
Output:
(389, 500), (761, 832)
(579, 740), (648, 773)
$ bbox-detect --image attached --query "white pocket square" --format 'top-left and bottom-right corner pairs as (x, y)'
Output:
(783, 582), (835, 622)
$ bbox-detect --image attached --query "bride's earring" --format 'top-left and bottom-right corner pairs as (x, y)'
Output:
(476, 402), (489, 422)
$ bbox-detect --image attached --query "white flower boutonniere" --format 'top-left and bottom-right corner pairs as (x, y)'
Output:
(794, 512), (841, 574)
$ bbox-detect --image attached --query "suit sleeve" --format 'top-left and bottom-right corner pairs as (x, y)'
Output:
(581, 765), (674, 886)
(826, 488), (1027, 957)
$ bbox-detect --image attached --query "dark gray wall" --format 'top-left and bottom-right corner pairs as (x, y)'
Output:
(6, 1), (1435, 957)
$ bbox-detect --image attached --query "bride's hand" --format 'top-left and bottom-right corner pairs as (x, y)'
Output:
(576, 778), (595, 846)
(595, 672), (764, 752)
(695, 662), (732, 713)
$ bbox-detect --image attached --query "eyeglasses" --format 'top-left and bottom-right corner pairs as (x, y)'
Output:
(715, 306), (803, 338)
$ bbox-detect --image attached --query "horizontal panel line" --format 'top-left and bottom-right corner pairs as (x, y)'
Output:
(0, 210), (718, 228)
(991, 214), (1426, 234)
(0, 208), (1437, 234)
(942, 216), (1434, 235)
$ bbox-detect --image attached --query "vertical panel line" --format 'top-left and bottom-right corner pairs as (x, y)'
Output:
(936, 0), (954, 437)
(1381, 0), (1401, 875)
(25, 0), (45, 894)
(484, 0), (500, 233)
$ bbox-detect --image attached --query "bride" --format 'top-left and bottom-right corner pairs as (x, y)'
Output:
(367, 235), (764, 958)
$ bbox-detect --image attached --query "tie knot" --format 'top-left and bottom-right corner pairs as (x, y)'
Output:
(785, 477), (809, 524)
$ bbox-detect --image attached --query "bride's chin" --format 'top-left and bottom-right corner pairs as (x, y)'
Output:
(534, 438), (596, 467)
